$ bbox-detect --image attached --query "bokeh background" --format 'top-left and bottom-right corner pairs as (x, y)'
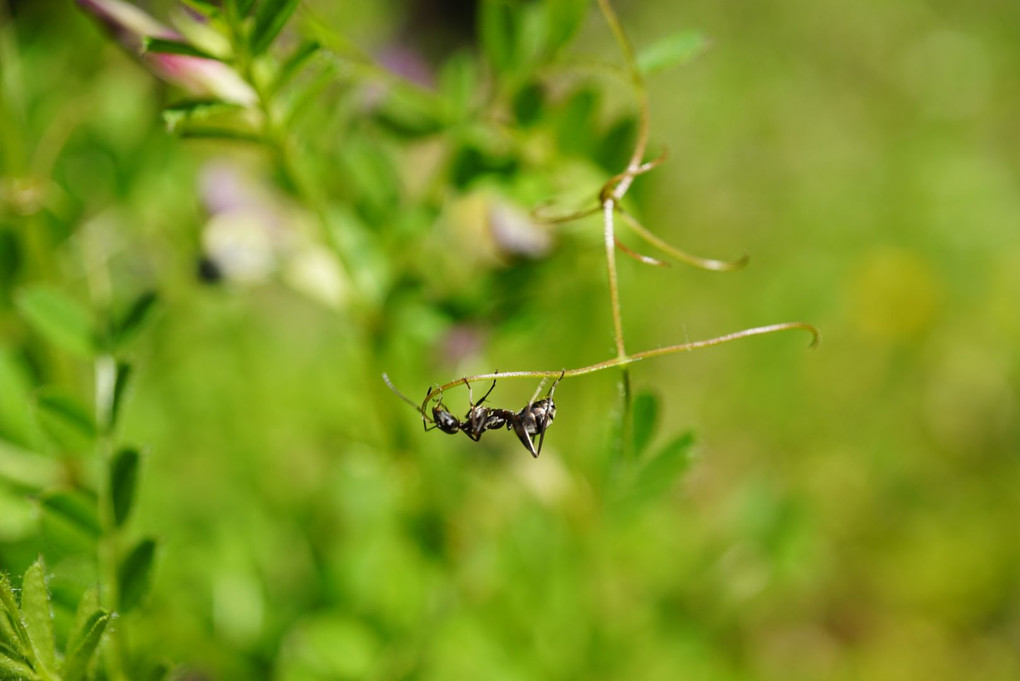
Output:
(1, 0), (1018, 679)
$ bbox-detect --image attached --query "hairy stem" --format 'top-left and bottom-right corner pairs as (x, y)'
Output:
(415, 322), (819, 411)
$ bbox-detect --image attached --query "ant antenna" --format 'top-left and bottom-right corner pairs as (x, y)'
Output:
(383, 373), (423, 412)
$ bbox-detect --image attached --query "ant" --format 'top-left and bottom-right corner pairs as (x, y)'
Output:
(382, 371), (564, 457)
(421, 386), (461, 435)
(505, 371), (563, 458)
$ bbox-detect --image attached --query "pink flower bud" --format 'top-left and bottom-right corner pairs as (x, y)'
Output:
(77, 0), (256, 106)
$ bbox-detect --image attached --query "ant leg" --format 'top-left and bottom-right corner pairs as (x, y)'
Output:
(527, 377), (548, 407)
(478, 379), (497, 406)
(423, 384), (443, 431)
(548, 370), (565, 399)
(535, 427), (547, 458)
(512, 419), (540, 458)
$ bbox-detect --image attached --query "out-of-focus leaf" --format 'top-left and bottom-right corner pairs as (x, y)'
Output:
(162, 100), (245, 134)
(118, 538), (156, 612)
(34, 389), (96, 453)
(0, 346), (37, 448)
(284, 76), (334, 130)
(479, 0), (516, 73)
(110, 447), (140, 528)
(374, 88), (444, 139)
(235, 0), (257, 16)
(40, 491), (102, 540)
(15, 286), (96, 359)
(250, 0), (301, 55)
(512, 81), (544, 127)
(555, 87), (599, 156)
(631, 431), (696, 500)
(177, 128), (263, 144)
(543, 0), (588, 53)
(107, 361), (132, 434)
(180, 0), (221, 20)
(20, 559), (57, 673)
(0, 441), (60, 492)
(636, 30), (710, 75)
(142, 36), (220, 60)
(112, 290), (158, 348)
(272, 40), (321, 93)
(61, 610), (109, 681)
(631, 392), (659, 457)
(595, 115), (638, 172)
(439, 51), (479, 122)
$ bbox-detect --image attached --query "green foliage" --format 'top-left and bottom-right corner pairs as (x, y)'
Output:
(0, 560), (108, 681)
(636, 30), (710, 74)
(109, 448), (139, 528)
(33, 390), (97, 454)
(15, 287), (96, 359)
(2, 0), (1018, 679)
(117, 538), (156, 614)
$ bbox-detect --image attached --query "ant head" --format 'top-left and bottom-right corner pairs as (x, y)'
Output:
(426, 389), (461, 435)
(431, 403), (461, 434)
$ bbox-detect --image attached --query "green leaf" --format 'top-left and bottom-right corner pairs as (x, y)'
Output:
(107, 361), (132, 434)
(631, 431), (696, 500)
(180, 0), (221, 20)
(118, 538), (157, 612)
(61, 610), (109, 681)
(0, 441), (61, 492)
(555, 87), (599, 156)
(110, 448), (140, 528)
(0, 651), (37, 680)
(34, 389), (96, 453)
(636, 30), (710, 75)
(543, 0), (588, 53)
(0, 346), (37, 449)
(141, 36), (221, 60)
(162, 100), (245, 134)
(234, 0), (257, 17)
(20, 559), (56, 674)
(373, 88), (444, 139)
(512, 81), (544, 127)
(0, 573), (29, 654)
(177, 127), (264, 144)
(40, 491), (102, 540)
(272, 39), (321, 94)
(439, 51), (479, 122)
(479, 0), (516, 73)
(631, 392), (659, 457)
(15, 286), (96, 358)
(113, 290), (158, 348)
(250, 0), (302, 55)
(66, 587), (99, 657)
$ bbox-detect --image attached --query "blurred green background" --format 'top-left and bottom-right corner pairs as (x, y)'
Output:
(1, 0), (1018, 679)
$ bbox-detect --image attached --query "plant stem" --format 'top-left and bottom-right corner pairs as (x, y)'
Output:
(603, 198), (626, 358)
(95, 356), (128, 681)
(416, 322), (819, 411)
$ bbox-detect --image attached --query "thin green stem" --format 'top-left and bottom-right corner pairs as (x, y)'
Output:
(415, 322), (819, 412)
(95, 357), (128, 681)
(603, 198), (626, 358)
(596, 0), (649, 201)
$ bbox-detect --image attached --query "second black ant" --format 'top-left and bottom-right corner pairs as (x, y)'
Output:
(383, 372), (564, 458)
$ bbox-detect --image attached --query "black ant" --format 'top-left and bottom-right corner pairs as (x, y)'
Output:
(422, 386), (461, 435)
(460, 379), (509, 442)
(382, 371), (564, 457)
(505, 371), (563, 458)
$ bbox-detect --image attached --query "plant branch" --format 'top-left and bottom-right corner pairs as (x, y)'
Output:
(411, 322), (819, 413)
